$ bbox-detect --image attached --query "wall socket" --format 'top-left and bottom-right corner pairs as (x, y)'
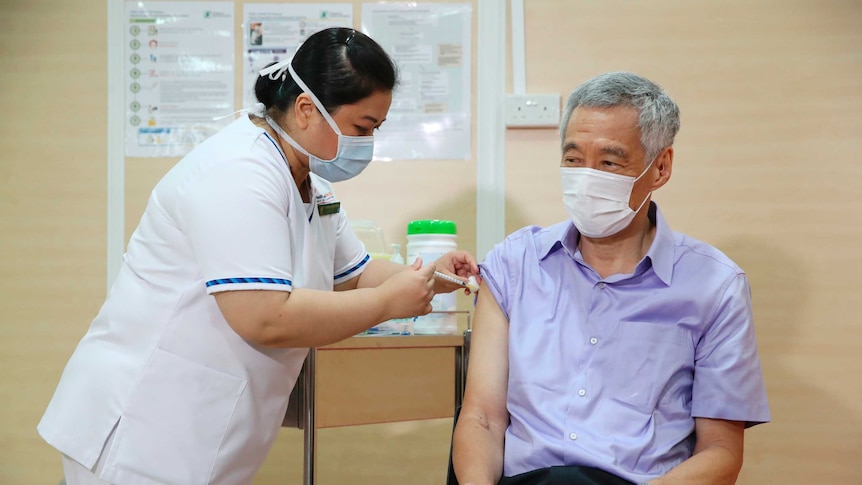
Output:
(505, 93), (561, 128)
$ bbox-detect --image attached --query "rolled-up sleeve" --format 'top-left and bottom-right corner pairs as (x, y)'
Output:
(478, 240), (515, 320)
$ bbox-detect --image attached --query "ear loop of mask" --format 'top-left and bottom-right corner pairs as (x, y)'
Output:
(285, 63), (342, 135)
(630, 156), (658, 211)
(257, 54), (343, 135)
(265, 114), (312, 159)
(257, 58), (332, 161)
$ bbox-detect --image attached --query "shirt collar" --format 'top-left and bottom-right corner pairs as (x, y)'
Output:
(537, 202), (675, 286)
(645, 202), (674, 285)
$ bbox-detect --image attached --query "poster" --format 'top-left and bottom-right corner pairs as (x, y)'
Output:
(124, 1), (234, 157)
(242, 4), (353, 110)
(362, 3), (472, 160)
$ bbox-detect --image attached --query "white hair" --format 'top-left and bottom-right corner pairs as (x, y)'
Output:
(560, 72), (680, 164)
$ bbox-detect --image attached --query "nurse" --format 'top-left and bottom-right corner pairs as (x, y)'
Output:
(38, 27), (479, 485)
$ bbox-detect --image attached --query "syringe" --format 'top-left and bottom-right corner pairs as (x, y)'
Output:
(434, 271), (480, 293)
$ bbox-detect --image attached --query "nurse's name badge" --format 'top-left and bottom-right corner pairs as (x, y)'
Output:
(318, 202), (340, 216)
(315, 191), (340, 216)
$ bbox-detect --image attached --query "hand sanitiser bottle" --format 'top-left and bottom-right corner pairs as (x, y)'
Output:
(389, 243), (404, 264)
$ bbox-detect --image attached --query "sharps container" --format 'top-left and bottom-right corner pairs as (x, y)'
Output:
(406, 219), (458, 335)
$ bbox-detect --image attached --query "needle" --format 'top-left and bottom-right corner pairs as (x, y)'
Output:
(434, 271), (480, 293)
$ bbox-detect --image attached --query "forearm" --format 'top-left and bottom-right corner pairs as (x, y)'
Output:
(216, 260), (437, 347)
(352, 258), (409, 289)
(355, 252), (477, 293)
(256, 287), (393, 347)
(452, 412), (506, 485)
(215, 286), (396, 348)
(649, 443), (742, 485)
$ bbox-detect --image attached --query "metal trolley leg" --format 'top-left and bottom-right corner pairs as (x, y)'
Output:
(302, 348), (317, 485)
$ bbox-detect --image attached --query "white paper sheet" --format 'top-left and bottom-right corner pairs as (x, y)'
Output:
(124, 1), (234, 158)
(362, 3), (473, 160)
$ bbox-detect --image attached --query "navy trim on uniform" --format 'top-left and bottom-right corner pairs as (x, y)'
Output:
(265, 132), (315, 223)
(263, 133), (286, 163)
(335, 254), (370, 280)
(206, 277), (292, 287)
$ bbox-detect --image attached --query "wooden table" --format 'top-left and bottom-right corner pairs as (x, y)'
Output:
(284, 330), (470, 485)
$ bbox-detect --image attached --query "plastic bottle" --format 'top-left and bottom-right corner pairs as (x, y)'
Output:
(406, 219), (458, 335)
(389, 243), (404, 264)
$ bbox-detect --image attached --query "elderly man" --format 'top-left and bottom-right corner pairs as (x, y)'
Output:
(453, 72), (770, 485)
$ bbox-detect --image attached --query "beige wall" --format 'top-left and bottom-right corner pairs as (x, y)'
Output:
(0, 1), (109, 483)
(2, 1), (860, 484)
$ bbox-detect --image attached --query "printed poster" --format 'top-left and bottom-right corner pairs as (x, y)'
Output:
(124, 1), (234, 157)
(362, 3), (472, 160)
(242, 4), (353, 110)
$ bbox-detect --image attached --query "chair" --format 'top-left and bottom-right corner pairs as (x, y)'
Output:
(446, 405), (463, 485)
(447, 325), (470, 485)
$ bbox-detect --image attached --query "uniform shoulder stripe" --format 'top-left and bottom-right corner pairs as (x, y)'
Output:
(206, 277), (292, 287)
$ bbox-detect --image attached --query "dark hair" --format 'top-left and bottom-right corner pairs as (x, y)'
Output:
(255, 27), (397, 114)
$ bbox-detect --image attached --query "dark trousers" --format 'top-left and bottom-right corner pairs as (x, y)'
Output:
(498, 466), (634, 485)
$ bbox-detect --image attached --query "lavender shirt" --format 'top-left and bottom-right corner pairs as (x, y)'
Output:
(479, 203), (770, 483)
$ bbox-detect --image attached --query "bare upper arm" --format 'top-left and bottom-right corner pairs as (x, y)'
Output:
(461, 281), (510, 432)
(212, 289), (289, 344)
(693, 417), (745, 459)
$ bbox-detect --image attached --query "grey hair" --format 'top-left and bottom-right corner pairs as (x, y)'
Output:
(560, 72), (680, 164)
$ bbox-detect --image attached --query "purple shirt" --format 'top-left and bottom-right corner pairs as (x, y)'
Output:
(479, 203), (770, 483)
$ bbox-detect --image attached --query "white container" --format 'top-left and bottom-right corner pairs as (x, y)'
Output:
(405, 220), (458, 335)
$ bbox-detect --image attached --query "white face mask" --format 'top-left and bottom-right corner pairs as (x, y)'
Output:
(263, 62), (374, 183)
(560, 161), (654, 238)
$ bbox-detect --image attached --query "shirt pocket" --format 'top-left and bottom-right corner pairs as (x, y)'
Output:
(104, 348), (246, 485)
(606, 321), (693, 413)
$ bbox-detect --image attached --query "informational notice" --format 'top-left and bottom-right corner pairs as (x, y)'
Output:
(124, 2), (234, 157)
(362, 3), (472, 160)
(242, 4), (353, 110)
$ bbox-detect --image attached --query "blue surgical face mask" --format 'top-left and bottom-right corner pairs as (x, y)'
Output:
(262, 62), (374, 183)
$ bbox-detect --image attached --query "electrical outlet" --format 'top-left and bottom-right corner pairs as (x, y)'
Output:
(505, 93), (561, 128)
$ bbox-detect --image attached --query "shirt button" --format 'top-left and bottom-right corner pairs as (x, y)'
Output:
(578, 389), (586, 397)
(569, 432), (578, 440)
(590, 337), (598, 345)
(598, 282), (606, 289)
